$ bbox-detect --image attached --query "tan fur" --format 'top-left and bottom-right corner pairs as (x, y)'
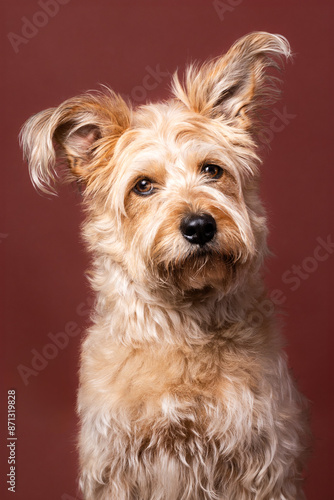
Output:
(20, 32), (309, 499)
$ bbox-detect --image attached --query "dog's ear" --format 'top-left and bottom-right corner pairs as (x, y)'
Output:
(20, 89), (130, 194)
(172, 32), (291, 129)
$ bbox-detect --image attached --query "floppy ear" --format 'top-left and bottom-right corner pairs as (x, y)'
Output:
(20, 89), (130, 194)
(172, 32), (291, 129)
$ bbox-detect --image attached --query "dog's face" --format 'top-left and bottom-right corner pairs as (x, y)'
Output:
(21, 32), (290, 294)
(108, 103), (261, 292)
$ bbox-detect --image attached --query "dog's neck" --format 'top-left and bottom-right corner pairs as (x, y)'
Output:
(90, 257), (268, 346)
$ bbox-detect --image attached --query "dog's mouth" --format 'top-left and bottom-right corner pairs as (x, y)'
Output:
(153, 244), (240, 291)
(174, 243), (238, 267)
(187, 245), (235, 262)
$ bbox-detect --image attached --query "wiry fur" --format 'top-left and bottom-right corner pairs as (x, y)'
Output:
(20, 33), (309, 499)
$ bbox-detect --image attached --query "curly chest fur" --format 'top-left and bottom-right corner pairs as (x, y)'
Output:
(78, 335), (305, 499)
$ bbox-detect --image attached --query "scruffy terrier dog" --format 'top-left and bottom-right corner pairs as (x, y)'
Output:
(21, 33), (309, 499)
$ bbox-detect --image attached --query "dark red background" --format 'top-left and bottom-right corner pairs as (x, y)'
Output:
(2, 1), (333, 499)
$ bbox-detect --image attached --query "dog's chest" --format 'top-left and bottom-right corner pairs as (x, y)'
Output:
(79, 337), (270, 483)
(81, 338), (260, 426)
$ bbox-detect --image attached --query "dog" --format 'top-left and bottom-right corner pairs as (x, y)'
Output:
(21, 32), (309, 500)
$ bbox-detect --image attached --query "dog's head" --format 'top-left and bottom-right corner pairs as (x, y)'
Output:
(21, 32), (290, 295)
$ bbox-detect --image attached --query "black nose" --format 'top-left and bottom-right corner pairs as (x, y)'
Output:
(180, 213), (217, 246)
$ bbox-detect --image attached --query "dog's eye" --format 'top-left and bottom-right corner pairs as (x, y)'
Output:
(201, 164), (224, 180)
(133, 178), (154, 195)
